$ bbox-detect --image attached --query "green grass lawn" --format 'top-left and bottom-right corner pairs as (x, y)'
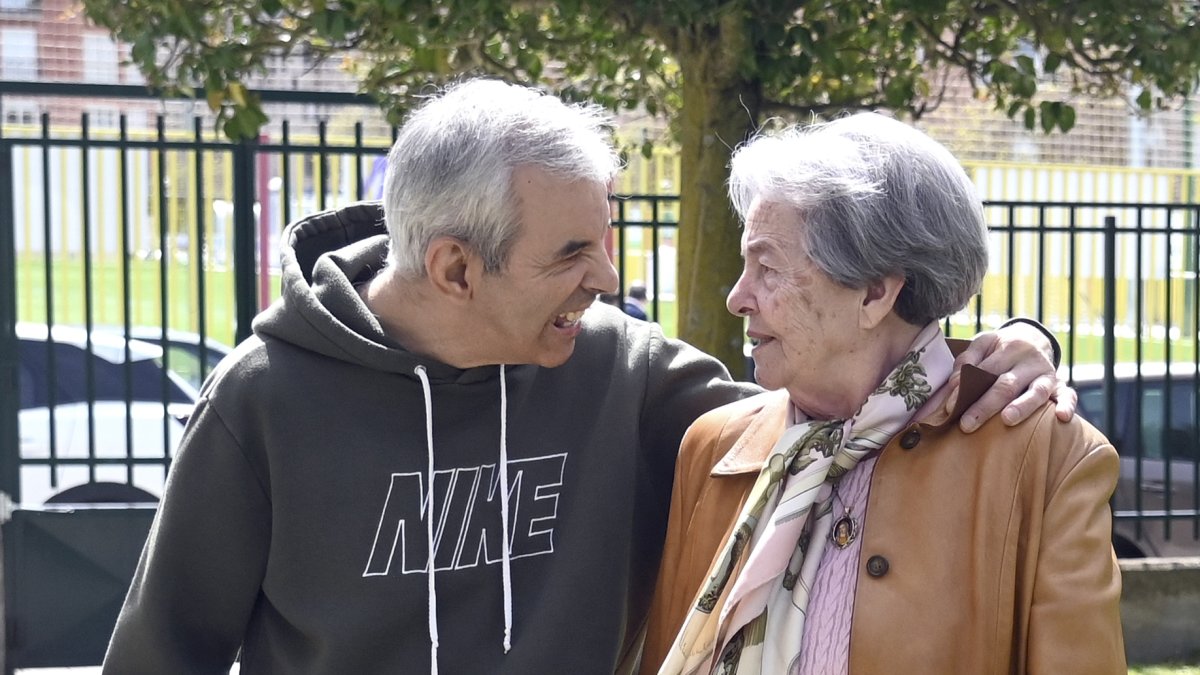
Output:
(15, 255), (266, 348)
(17, 254), (1200, 371)
(1130, 665), (1200, 674)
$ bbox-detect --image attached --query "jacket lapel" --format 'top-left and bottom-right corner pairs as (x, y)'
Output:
(712, 391), (791, 476)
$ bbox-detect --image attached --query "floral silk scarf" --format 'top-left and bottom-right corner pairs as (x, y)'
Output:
(658, 322), (953, 675)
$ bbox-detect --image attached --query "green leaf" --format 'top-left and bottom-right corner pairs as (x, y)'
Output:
(1016, 54), (1036, 76)
(330, 13), (348, 42)
(1043, 53), (1062, 74)
(884, 76), (911, 108)
(1023, 107), (1036, 130)
(1137, 89), (1152, 110)
(206, 87), (224, 112)
(795, 52), (812, 77)
(1040, 102), (1056, 133)
(131, 36), (155, 65)
(1058, 105), (1076, 132)
(1015, 74), (1037, 99)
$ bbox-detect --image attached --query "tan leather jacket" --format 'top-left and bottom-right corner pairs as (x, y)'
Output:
(641, 364), (1125, 674)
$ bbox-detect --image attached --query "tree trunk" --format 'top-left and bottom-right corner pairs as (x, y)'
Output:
(675, 15), (761, 378)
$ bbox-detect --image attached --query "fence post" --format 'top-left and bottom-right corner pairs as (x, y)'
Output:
(0, 103), (17, 675)
(0, 128), (20, 507)
(1102, 215), (1117, 440)
(231, 138), (259, 344)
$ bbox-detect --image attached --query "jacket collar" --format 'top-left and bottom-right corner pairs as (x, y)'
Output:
(712, 362), (999, 476)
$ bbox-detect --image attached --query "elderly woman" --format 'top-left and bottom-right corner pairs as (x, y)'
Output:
(641, 114), (1124, 674)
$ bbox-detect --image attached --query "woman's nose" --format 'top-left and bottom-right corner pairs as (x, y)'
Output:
(726, 274), (756, 316)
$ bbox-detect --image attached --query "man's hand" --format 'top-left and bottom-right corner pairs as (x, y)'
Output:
(946, 322), (1077, 433)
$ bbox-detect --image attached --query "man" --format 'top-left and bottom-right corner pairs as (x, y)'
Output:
(103, 79), (1067, 674)
(624, 282), (649, 320)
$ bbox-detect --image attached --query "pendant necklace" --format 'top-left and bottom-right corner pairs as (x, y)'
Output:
(829, 481), (859, 550)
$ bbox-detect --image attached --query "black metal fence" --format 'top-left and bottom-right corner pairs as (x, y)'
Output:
(4, 80), (1200, 523)
(3, 77), (1200, 670)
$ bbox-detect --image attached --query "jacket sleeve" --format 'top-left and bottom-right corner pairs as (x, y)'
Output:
(102, 397), (271, 674)
(640, 332), (759, 489)
(1026, 421), (1125, 673)
(638, 414), (723, 674)
(617, 334), (756, 671)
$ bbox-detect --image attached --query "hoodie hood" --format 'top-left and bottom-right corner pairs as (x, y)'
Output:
(253, 201), (500, 385)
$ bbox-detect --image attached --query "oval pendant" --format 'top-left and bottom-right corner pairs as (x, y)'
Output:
(831, 514), (857, 549)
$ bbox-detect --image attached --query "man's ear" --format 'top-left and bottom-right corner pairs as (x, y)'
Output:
(860, 274), (905, 329)
(424, 236), (474, 302)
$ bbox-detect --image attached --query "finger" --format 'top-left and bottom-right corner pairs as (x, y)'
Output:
(968, 344), (1053, 385)
(959, 371), (1022, 433)
(1054, 383), (1078, 422)
(941, 372), (962, 415)
(998, 374), (1057, 425)
(953, 331), (998, 369)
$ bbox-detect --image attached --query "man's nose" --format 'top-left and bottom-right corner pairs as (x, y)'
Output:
(587, 254), (620, 295)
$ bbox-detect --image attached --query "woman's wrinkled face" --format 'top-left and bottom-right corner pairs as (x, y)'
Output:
(726, 199), (868, 418)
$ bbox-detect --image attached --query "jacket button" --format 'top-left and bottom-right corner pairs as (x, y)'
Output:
(899, 429), (921, 450)
(866, 555), (890, 577)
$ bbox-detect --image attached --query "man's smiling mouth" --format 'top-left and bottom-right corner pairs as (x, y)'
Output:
(554, 310), (584, 328)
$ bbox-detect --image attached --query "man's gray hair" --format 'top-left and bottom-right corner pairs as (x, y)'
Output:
(383, 78), (621, 277)
(728, 112), (988, 325)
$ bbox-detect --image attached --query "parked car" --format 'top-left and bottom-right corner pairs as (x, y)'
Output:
(124, 326), (232, 390)
(1072, 362), (1200, 557)
(16, 323), (200, 506)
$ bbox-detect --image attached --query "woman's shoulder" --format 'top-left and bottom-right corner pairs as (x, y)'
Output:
(690, 390), (787, 437)
(965, 402), (1118, 492)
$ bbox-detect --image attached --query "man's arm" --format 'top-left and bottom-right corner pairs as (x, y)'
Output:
(949, 319), (1076, 433)
(103, 398), (269, 674)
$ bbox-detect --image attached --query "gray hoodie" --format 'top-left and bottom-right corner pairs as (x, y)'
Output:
(103, 202), (759, 674)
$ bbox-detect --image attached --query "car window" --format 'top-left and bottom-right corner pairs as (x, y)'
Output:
(160, 344), (225, 391)
(1078, 376), (1199, 461)
(1077, 384), (1119, 443)
(18, 362), (37, 409)
(1138, 386), (1168, 460)
(1150, 379), (1199, 461)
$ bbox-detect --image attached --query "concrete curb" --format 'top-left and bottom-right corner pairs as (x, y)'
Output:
(1121, 556), (1200, 665)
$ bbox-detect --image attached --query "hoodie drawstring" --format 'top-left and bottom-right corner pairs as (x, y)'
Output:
(499, 364), (513, 653)
(414, 364), (514, 674)
(414, 365), (439, 675)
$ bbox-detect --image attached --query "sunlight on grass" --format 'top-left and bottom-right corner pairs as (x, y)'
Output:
(1129, 665), (1200, 674)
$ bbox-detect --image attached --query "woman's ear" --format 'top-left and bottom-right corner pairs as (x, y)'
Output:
(860, 274), (905, 329)
(424, 236), (474, 302)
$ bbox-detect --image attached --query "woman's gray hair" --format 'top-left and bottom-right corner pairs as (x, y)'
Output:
(728, 112), (988, 325)
(383, 78), (621, 277)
